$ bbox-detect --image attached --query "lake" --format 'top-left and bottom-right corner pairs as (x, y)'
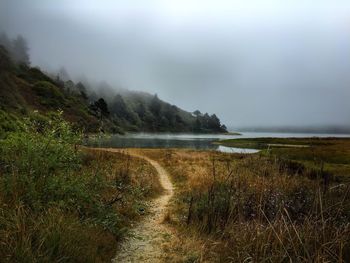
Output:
(85, 131), (350, 154)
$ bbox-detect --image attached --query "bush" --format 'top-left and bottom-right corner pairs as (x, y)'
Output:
(0, 110), (23, 138)
(0, 113), (121, 262)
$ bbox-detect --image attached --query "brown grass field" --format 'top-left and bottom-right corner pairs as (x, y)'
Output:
(218, 137), (350, 182)
(136, 148), (350, 262)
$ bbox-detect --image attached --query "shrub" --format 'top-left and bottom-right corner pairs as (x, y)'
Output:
(0, 110), (23, 138)
(0, 113), (121, 262)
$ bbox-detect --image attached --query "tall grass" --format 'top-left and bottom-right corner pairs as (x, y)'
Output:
(145, 149), (350, 262)
(0, 113), (160, 262)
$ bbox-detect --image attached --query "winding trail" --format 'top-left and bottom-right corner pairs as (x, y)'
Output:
(96, 148), (174, 262)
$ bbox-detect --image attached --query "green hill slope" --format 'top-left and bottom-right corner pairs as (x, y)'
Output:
(0, 38), (227, 135)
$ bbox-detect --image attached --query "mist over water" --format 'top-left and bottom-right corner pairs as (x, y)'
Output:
(85, 131), (350, 153)
(1, 0), (350, 130)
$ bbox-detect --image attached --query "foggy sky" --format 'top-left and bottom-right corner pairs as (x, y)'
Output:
(1, 0), (350, 129)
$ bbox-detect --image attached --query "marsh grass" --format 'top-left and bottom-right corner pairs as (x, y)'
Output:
(141, 149), (350, 262)
(0, 114), (160, 262)
(219, 137), (350, 182)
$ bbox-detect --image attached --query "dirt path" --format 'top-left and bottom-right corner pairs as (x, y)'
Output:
(99, 148), (174, 262)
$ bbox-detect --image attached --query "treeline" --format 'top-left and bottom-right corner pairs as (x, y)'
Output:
(54, 69), (227, 133)
(0, 32), (30, 65)
(77, 86), (226, 133)
(88, 93), (227, 133)
(193, 110), (227, 133)
(0, 32), (227, 134)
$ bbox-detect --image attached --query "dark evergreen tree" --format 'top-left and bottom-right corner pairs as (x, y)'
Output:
(0, 33), (30, 65)
(208, 114), (221, 130)
(135, 102), (146, 120)
(150, 94), (161, 116)
(64, 80), (75, 93)
(163, 105), (177, 127)
(110, 94), (128, 119)
(193, 110), (202, 117)
(0, 45), (11, 70)
(94, 98), (109, 117)
(12, 35), (30, 65)
(0, 32), (12, 52)
(193, 117), (202, 132)
(202, 113), (211, 129)
(76, 82), (88, 100)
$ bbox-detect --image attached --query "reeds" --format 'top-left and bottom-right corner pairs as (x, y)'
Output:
(150, 149), (350, 262)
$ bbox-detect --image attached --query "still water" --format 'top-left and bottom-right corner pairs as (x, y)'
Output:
(86, 132), (350, 154)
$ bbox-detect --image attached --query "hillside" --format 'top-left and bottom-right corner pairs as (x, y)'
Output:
(0, 34), (227, 135)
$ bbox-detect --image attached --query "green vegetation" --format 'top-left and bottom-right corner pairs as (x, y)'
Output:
(142, 149), (350, 262)
(0, 32), (227, 134)
(217, 137), (336, 148)
(32, 81), (65, 107)
(0, 114), (161, 262)
(88, 91), (227, 133)
(224, 131), (241, 135)
(0, 41), (104, 133)
(218, 137), (350, 181)
(0, 110), (23, 137)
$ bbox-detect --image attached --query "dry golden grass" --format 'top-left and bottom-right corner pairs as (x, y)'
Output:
(138, 148), (350, 262)
(220, 137), (350, 182)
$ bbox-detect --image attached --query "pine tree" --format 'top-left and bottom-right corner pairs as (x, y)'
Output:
(12, 35), (30, 65)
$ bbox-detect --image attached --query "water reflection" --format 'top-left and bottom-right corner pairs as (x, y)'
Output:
(85, 131), (350, 154)
(217, 145), (260, 154)
(87, 135), (221, 150)
(86, 133), (248, 152)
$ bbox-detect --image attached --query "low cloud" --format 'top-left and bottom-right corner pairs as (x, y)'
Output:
(1, 0), (350, 129)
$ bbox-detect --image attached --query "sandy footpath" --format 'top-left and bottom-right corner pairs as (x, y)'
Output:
(97, 148), (174, 263)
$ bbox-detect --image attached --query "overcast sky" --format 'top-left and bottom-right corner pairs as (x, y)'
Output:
(1, 0), (350, 128)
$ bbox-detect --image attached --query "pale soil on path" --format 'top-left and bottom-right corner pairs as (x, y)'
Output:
(96, 148), (175, 263)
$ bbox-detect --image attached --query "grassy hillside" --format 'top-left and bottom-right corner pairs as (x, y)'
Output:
(0, 41), (227, 135)
(0, 46), (105, 134)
